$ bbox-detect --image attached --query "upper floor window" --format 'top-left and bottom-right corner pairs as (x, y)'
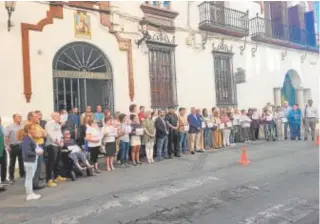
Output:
(145, 1), (170, 9)
(213, 52), (237, 107)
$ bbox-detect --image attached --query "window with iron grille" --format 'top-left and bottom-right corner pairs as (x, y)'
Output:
(213, 53), (237, 107)
(147, 45), (177, 108)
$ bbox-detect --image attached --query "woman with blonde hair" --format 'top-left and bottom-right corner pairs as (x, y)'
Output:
(142, 111), (156, 163)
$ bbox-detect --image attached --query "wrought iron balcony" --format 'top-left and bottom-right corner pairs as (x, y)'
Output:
(198, 2), (249, 38)
(250, 16), (319, 52)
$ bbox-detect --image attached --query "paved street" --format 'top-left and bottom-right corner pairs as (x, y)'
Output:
(0, 140), (318, 224)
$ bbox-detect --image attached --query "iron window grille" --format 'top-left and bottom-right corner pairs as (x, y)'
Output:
(213, 51), (237, 108)
(146, 31), (178, 109)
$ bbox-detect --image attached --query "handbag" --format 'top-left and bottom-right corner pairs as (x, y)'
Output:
(99, 139), (106, 154)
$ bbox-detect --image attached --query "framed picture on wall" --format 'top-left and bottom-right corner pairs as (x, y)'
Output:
(74, 11), (92, 39)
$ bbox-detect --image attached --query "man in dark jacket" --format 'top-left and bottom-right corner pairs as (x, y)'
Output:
(165, 107), (179, 158)
(187, 107), (201, 154)
(155, 109), (169, 161)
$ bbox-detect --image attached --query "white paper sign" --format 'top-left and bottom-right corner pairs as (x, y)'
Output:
(201, 122), (206, 128)
(242, 122), (251, 128)
(232, 119), (239, 126)
(266, 116), (273, 122)
(125, 125), (132, 134)
(281, 118), (288, 123)
(109, 127), (118, 137)
(68, 145), (81, 153)
(136, 128), (144, 136)
(219, 123), (224, 130)
(184, 125), (189, 132)
(207, 122), (214, 128)
(226, 122), (232, 128)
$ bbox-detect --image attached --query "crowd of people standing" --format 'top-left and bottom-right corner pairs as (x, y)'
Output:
(0, 99), (318, 201)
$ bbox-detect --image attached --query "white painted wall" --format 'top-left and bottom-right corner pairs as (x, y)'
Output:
(0, 1), (319, 124)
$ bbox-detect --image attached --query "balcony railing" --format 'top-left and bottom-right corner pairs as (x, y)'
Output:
(250, 16), (319, 52)
(198, 2), (249, 38)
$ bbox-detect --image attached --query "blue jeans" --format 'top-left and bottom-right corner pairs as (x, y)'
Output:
(178, 132), (187, 153)
(290, 123), (301, 140)
(284, 122), (291, 139)
(157, 136), (168, 160)
(119, 140), (130, 162)
(229, 129), (235, 144)
(203, 128), (213, 148)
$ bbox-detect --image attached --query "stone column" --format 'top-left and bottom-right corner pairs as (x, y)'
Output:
(273, 87), (282, 106)
(303, 88), (312, 103)
(295, 88), (305, 106)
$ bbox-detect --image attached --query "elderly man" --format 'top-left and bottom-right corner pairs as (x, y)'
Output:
(45, 112), (65, 187)
(303, 99), (318, 141)
(282, 101), (292, 140)
(5, 114), (25, 182)
(187, 107), (201, 155)
(27, 111), (46, 189)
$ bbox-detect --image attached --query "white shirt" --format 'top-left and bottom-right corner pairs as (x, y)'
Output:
(45, 120), (63, 146)
(86, 126), (101, 147)
(102, 125), (116, 143)
(303, 105), (318, 118)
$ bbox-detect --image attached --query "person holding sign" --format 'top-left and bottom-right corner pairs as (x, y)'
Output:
(201, 109), (213, 149)
(227, 109), (236, 147)
(274, 106), (285, 140)
(239, 109), (252, 142)
(130, 114), (142, 166)
(221, 111), (232, 147)
(212, 109), (222, 149)
(187, 107), (201, 154)
(102, 117), (117, 171)
(118, 114), (131, 167)
(142, 111), (156, 163)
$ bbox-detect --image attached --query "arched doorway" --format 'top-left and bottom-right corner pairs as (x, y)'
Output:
(281, 69), (301, 106)
(52, 42), (114, 112)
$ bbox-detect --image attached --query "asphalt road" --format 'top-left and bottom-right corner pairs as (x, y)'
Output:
(0, 140), (318, 224)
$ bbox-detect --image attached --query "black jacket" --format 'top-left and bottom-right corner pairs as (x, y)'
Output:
(155, 117), (169, 138)
(22, 136), (37, 163)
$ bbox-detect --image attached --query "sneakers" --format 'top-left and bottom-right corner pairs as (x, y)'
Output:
(47, 180), (57, 187)
(26, 193), (41, 201)
(54, 176), (67, 182)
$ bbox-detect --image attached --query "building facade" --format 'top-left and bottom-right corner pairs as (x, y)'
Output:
(0, 1), (319, 122)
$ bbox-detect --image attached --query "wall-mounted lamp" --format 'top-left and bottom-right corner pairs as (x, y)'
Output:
(5, 1), (16, 32)
(135, 17), (151, 48)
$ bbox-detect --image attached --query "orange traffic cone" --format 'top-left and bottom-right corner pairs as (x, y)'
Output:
(239, 146), (250, 165)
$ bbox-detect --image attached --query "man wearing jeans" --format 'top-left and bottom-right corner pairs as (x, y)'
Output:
(282, 101), (292, 140)
(303, 99), (318, 141)
(155, 110), (169, 161)
(5, 114), (25, 182)
(177, 108), (188, 155)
